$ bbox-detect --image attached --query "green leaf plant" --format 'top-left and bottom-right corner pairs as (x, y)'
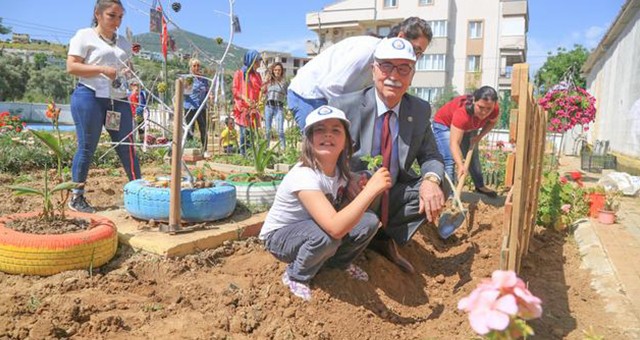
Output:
(7, 130), (79, 221)
(360, 155), (383, 172)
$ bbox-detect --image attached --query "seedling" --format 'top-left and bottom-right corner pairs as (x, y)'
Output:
(360, 155), (383, 172)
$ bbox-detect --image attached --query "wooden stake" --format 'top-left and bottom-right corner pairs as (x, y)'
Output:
(169, 78), (184, 233)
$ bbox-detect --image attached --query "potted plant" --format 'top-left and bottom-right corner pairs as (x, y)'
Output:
(586, 185), (606, 218)
(1, 131), (118, 276)
(597, 190), (620, 224)
(538, 82), (597, 133)
(226, 135), (284, 207)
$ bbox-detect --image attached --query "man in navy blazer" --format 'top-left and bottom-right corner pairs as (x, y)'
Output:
(329, 37), (446, 273)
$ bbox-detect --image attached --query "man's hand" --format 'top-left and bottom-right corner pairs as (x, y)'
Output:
(418, 180), (445, 223)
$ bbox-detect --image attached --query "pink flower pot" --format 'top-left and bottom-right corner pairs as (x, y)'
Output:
(597, 210), (616, 224)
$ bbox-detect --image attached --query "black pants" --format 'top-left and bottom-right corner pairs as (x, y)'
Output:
(375, 177), (451, 245)
(185, 108), (207, 148)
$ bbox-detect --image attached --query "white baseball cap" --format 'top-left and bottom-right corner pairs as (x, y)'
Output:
(304, 105), (350, 133)
(374, 37), (416, 62)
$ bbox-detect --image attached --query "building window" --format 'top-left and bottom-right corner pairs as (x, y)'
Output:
(377, 26), (391, 37)
(428, 20), (447, 37)
(281, 57), (287, 63)
(467, 55), (481, 72)
(419, 0), (434, 5)
(416, 54), (445, 71)
(413, 87), (442, 102)
(384, 0), (397, 8)
(469, 21), (483, 39)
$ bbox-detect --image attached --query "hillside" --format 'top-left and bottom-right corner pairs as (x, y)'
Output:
(133, 29), (246, 69)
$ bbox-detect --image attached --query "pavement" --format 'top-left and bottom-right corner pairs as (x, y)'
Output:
(558, 155), (640, 337)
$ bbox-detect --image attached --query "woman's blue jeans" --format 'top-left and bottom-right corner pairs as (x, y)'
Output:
(264, 104), (285, 148)
(70, 84), (141, 184)
(431, 122), (485, 189)
(287, 89), (327, 130)
(264, 211), (379, 283)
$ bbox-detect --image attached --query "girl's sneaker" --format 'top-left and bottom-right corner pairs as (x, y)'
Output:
(345, 263), (369, 281)
(281, 272), (312, 301)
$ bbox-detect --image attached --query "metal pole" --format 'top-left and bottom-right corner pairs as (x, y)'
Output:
(169, 78), (184, 234)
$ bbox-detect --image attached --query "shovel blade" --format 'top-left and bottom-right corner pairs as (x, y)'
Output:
(437, 210), (467, 239)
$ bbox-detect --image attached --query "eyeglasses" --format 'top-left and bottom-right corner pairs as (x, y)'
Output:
(375, 62), (414, 76)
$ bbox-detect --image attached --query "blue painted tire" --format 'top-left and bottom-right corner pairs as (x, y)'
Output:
(123, 179), (237, 222)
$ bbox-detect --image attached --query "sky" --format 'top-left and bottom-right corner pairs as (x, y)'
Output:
(0, 0), (628, 72)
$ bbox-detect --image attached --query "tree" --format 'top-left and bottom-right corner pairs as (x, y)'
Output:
(24, 66), (74, 103)
(0, 18), (11, 35)
(0, 54), (29, 101)
(432, 85), (460, 111)
(534, 45), (590, 92)
(498, 91), (513, 129)
(33, 53), (48, 70)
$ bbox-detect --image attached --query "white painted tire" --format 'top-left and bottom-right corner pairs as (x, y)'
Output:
(226, 174), (283, 207)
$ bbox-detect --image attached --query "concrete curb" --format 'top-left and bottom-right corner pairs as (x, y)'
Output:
(573, 219), (640, 337)
(98, 209), (266, 258)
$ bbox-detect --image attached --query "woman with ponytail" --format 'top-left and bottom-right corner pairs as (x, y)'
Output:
(431, 86), (500, 197)
(66, 0), (140, 213)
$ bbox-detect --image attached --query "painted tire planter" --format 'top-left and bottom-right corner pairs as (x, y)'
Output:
(0, 211), (118, 276)
(226, 173), (284, 207)
(123, 179), (236, 222)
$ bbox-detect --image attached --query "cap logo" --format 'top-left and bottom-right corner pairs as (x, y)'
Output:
(317, 106), (333, 115)
(392, 39), (406, 50)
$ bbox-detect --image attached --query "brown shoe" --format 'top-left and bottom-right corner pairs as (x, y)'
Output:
(370, 238), (415, 273)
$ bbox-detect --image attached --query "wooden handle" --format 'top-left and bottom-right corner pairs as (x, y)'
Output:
(454, 146), (475, 195)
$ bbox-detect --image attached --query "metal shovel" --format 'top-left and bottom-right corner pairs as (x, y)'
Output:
(438, 147), (474, 239)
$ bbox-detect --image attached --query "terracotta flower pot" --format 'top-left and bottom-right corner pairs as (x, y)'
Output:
(597, 210), (616, 224)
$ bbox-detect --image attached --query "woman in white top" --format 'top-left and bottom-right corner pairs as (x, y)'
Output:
(260, 105), (391, 301)
(287, 17), (432, 129)
(66, 0), (140, 213)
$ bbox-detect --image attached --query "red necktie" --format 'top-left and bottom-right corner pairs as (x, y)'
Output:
(381, 110), (393, 227)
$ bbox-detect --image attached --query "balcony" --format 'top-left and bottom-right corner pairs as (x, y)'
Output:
(306, 4), (375, 31)
(501, 0), (527, 16)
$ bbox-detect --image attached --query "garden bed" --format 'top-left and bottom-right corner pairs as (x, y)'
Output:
(0, 167), (628, 339)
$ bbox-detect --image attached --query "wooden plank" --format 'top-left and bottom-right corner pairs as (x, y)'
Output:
(509, 109), (519, 142)
(500, 235), (510, 270)
(508, 63), (531, 272)
(525, 102), (548, 254)
(505, 153), (516, 187)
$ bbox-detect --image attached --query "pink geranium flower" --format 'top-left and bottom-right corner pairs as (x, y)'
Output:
(459, 270), (542, 337)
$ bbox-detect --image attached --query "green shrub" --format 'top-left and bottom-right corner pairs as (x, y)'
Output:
(536, 171), (589, 230)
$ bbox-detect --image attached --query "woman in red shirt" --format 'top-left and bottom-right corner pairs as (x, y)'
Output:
(432, 86), (499, 197)
(232, 50), (263, 156)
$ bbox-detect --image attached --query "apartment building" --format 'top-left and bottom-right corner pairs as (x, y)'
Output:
(259, 51), (311, 79)
(305, 0), (528, 102)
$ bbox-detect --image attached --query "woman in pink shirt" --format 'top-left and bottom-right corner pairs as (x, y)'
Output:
(432, 86), (499, 197)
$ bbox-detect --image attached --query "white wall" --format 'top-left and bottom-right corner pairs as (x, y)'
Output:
(586, 9), (640, 158)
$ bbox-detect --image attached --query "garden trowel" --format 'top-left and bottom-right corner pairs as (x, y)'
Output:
(438, 147), (474, 239)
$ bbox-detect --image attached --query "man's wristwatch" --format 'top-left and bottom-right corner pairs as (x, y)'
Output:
(423, 174), (441, 185)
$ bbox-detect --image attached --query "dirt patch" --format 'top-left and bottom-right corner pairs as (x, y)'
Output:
(5, 216), (89, 234)
(0, 168), (630, 339)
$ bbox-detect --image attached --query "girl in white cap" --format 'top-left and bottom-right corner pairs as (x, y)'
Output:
(259, 105), (391, 301)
